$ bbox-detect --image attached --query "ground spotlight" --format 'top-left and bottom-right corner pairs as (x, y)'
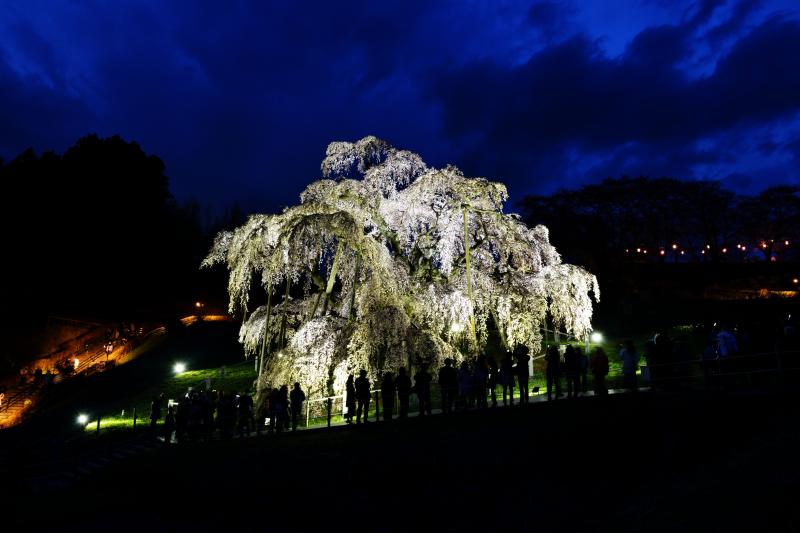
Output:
(173, 362), (187, 374)
(77, 413), (89, 425)
(590, 331), (603, 343)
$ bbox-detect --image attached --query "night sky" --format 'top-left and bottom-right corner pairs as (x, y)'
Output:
(1, 0), (799, 213)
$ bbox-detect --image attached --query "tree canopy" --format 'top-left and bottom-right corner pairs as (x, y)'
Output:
(205, 136), (599, 397)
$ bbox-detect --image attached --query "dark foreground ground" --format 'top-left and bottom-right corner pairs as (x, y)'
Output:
(4, 389), (800, 532)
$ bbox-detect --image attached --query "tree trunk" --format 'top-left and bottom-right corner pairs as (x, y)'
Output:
(257, 283), (273, 381)
(463, 206), (477, 346)
(279, 275), (291, 349)
(349, 250), (361, 320)
(322, 240), (343, 316)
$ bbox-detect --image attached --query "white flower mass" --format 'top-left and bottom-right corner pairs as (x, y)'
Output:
(204, 136), (599, 397)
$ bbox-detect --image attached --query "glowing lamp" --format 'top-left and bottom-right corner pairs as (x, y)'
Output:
(450, 323), (465, 333)
(636, 248), (641, 253)
(672, 244), (677, 249)
(77, 414), (89, 425)
(680, 251), (685, 255)
(659, 250), (665, 256)
(785, 241), (790, 246)
(173, 362), (187, 374)
(195, 301), (203, 308)
(793, 278), (799, 284)
(722, 248), (727, 253)
(590, 332), (603, 343)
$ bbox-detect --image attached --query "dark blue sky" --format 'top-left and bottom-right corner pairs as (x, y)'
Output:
(1, 0), (799, 212)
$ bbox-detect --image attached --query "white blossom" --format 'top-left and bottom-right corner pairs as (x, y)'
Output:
(205, 136), (599, 397)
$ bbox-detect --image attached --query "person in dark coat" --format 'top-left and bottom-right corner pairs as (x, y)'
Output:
(414, 364), (433, 416)
(545, 345), (562, 401)
(345, 375), (356, 424)
(175, 394), (190, 444)
(381, 372), (395, 422)
(589, 347), (609, 395)
(268, 387), (280, 433)
(395, 368), (412, 419)
(438, 358), (457, 413)
(355, 369), (371, 424)
(487, 356), (499, 407)
(578, 347), (589, 393)
(149, 393), (164, 431)
(473, 356), (489, 408)
(500, 353), (515, 406)
(290, 382), (306, 431)
(163, 406), (175, 445)
(564, 346), (581, 399)
(276, 385), (290, 433)
(515, 346), (531, 404)
(237, 391), (254, 437)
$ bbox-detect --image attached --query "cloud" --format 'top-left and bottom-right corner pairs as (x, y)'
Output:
(428, 11), (800, 194)
(0, 0), (797, 210)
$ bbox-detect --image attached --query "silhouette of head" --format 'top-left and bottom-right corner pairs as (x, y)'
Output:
(444, 358), (452, 367)
(359, 369), (367, 377)
(398, 367), (407, 376)
(293, 382), (300, 389)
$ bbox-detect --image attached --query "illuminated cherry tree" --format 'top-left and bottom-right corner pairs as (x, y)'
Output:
(203, 136), (599, 397)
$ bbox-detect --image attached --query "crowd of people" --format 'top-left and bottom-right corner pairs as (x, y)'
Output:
(149, 382), (307, 444)
(147, 319), (799, 442)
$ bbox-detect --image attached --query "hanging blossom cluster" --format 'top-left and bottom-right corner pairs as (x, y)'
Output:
(203, 136), (599, 398)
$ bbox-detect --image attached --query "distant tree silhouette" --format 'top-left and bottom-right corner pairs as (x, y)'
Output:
(0, 135), (224, 340)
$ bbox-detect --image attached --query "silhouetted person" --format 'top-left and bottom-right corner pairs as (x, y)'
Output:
(237, 391), (254, 437)
(701, 340), (718, 387)
(355, 369), (371, 424)
(589, 347), (609, 395)
(345, 375), (356, 424)
(500, 353), (515, 406)
(381, 372), (395, 422)
(545, 345), (561, 401)
(290, 382), (306, 431)
(578, 347), (589, 393)
(620, 340), (640, 392)
(438, 358), (457, 413)
(515, 346), (531, 404)
(396, 368), (411, 419)
(276, 385), (290, 433)
(150, 393), (164, 431)
(163, 406), (175, 445)
(716, 325), (738, 370)
(219, 390), (237, 438)
(175, 395), (189, 443)
(268, 387), (280, 433)
(487, 356), (499, 407)
(564, 346), (581, 399)
(458, 360), (473, 410)
(473, 356), (489, 408)
(414, 364), (433, 416)
(255, 390), (269, 435)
